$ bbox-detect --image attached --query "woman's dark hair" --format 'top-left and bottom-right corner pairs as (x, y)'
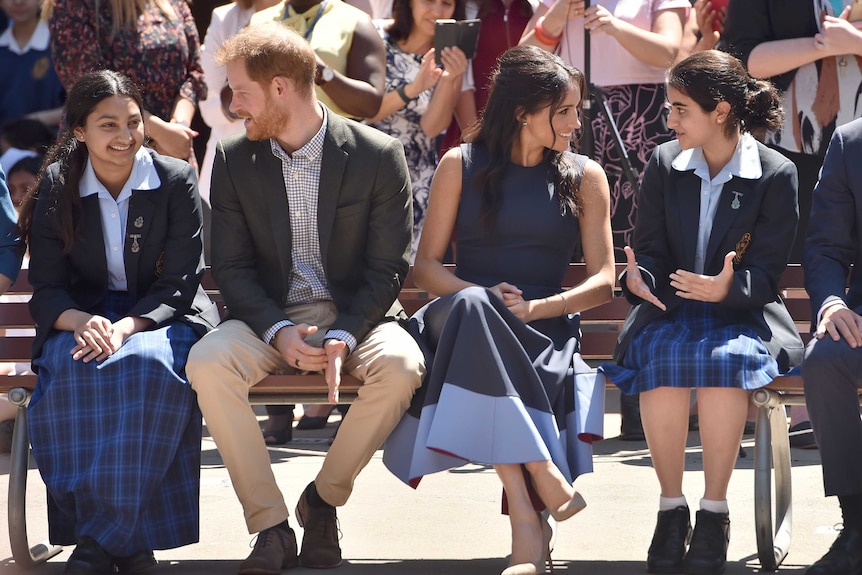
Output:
(471, 44), (585, 233)
(0, 118), (55, 153)
(667, 49), (783, 140)
(18, 70), (144, 253)
(387, 0), (467, 43)
(7, 155), (43, 181)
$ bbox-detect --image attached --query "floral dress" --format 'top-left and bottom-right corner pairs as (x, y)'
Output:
(369, 37), (438, 259)
(49, 0), (205, 144)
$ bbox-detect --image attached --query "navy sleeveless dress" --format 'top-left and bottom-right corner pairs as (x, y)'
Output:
(383, 144), (605, 491)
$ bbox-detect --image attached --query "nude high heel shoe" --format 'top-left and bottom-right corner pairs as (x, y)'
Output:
(548, 490), (587, 522)
(501, 562), (545, 575)
(501, 512), (557, 575)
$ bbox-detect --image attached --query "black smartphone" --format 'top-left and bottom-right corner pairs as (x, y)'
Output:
(434, 19), (481, 67)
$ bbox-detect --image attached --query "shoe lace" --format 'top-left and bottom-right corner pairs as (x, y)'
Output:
(248, 526), (283, 550)
(689, 514), (727, 552)
(654, 516), (687, 553)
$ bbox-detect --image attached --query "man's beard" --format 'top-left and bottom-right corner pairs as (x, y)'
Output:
(245, 94), (290, 141)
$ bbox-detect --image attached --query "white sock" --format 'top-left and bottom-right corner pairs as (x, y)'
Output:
(700, 498), (729, 514)
(659, 495), (688, 511)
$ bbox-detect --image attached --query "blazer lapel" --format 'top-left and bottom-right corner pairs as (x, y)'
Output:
(251, 142), (294, 287)
(317, 114), (348, 269)
(124, 190), (157, 300)
(705, 177), (755, 269)
(673, 170), (700, 270)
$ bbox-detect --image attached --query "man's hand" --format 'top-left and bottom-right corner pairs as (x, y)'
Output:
(623, 246), (666, 311)
(817, 303), (862, 346)
(274, 324), (327, 372)
(323, 339), (348, 404)
(670, 251), (735, 303)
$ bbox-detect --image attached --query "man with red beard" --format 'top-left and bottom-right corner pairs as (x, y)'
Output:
(186, 22), (425, 574)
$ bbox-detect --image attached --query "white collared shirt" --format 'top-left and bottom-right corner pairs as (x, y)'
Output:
(671, 132), (763, 274)
(0, 20), (51, 55)
(79, 148), (161, 291)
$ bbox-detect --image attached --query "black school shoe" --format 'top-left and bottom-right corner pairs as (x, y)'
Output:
(114, 550), (157, 574)
(682, 510), (730, 575)
(806, 526), (862, 575)
(647, 506), (692, 574)
(64, 537), (114, 575)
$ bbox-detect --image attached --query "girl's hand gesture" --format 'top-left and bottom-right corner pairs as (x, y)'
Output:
(624, 246), (666, 311)
(670, 251), (736, 303)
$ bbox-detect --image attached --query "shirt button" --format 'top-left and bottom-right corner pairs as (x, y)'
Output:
(113, 246), (119, 252)
(111, 212), (117, 219)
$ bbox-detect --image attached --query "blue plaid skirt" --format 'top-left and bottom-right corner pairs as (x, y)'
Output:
(600, 301), (779, 395)
(28, 292), (203, 556)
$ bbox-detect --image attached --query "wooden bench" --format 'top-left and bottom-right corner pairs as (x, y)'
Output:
(0, 263), (824, 570)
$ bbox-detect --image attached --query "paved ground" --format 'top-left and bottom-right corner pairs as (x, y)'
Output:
(0, 391), (835, 575)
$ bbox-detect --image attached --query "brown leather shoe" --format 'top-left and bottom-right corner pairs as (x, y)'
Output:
(295, 484), (342, 569)
(238, 522), (298, 575)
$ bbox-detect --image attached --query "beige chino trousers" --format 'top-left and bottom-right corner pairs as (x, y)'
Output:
(187, 301), (425, 533)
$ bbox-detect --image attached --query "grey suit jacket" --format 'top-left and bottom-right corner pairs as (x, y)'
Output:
(210, 110), (413, 344)
(804, 117), (862, 321)
(614, 139), (804, 372)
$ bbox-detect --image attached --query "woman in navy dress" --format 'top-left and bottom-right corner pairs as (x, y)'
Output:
(383, 44), (615, 575)
(600, 50), (804, 575)
(19, 70), (219, 575)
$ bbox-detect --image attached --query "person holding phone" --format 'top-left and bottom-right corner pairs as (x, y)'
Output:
(366, 0), (471, 259)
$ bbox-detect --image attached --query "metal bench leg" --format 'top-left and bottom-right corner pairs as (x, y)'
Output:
(7, 387), (62, 568)
(752, 389), (792, 571)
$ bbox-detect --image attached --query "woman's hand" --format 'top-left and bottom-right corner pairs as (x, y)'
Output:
(815, 7), (862, 57)
(71, 314), (115, 363)
(545, 0), (585, 26)
(693, 0), (723, 50)
(490, 281), (523, 305)
(437, 47), (469, 84)
(584, 4), (621, 36)
(669, 251), (736, 303)
(412, 49), (444, 94)
(624, 246), (666, 310)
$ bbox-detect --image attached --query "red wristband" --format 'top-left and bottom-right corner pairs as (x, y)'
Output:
(534, 16), (562, 46)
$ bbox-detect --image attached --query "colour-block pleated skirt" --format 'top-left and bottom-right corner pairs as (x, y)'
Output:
(28, 291), (202, 556)
(383, 286), (604, 494)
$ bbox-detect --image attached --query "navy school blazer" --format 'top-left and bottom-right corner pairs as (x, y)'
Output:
(28, 149), (220, 365)
(614, 139), (805, 373)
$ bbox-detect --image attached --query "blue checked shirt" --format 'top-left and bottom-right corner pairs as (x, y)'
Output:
(261, 107), (357, 352)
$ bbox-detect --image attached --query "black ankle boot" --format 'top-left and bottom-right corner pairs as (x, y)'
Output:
(682, 510), (730, 575)
(647, 506), (691, 574)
